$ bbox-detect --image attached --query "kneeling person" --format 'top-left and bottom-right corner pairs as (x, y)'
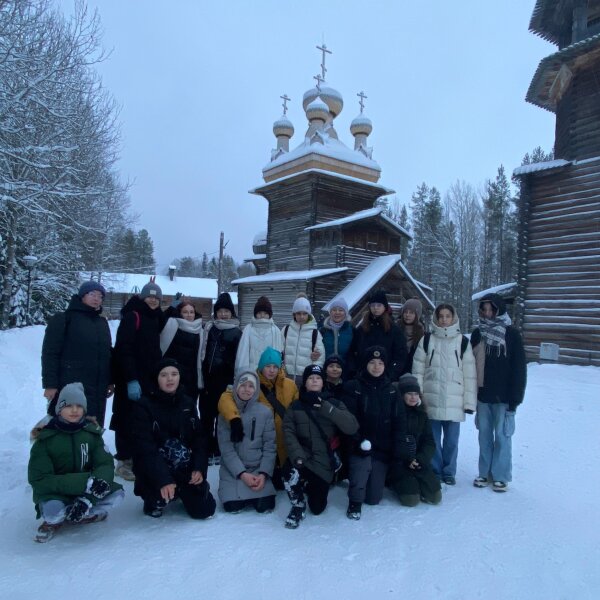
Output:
(28, 383), (124, 543)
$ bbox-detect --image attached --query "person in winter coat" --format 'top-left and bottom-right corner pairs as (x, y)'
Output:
(387, 374), (442, 507)
(110, 281), (167, 481)
(235, 296), (284, 374)
(323, 354), (345, 400)
(471, 294), (527, 493)
(201, 292), (242, 461)
(160, 298), (204, 400)
(412, 303), (477, 486)
(217, 371), (277, 513)
(343, 346), (407, 520)
(282, 294), (325, 386)
(398, 298), (425, 376)
(131, 358), (216, 519)
(218, 346), (298, 489)
(282, 364), (358, 528)
(347, 289), (407, 381)
(41, 281), (113, 426)
(28, 383), (124, 543)
(320, 296), (353, 363)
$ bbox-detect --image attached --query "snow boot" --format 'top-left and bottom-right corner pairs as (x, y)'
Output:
(144, 499), (166, 518)
(473, 476), (489, 488)
(493, 481), (508, 493)
(346, 501), (362, 520)
(115, 459), (135, 481)
(442, 475), (456, 486)
(284, 505), (306, 529)
(34, 522), (62, 543)
(78, 511), (108, 525)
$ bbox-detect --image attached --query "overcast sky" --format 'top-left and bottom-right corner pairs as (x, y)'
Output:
(61, 1), (555, 272)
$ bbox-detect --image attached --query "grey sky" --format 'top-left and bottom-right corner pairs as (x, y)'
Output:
(67, 1), (554, 271)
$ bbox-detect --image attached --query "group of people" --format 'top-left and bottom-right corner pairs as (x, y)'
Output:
(30, 280), (526, 540)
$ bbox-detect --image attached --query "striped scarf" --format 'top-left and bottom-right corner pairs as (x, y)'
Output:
(479, 313), (512, 356)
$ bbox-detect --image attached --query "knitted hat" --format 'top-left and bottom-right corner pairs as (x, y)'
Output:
(361, 345), (387, 367)
(292, 294), (311, 315)
(214, 292), (236, 318)
(254, 296), (273, 318)
(140, 281), (163, 301)
(154, 357), (180, 381)
(329, 297), (349, 314)
(369, 289), (389, 308)
(55, 382), (87, 415)
(78, 280), (105, 299)
(236, 371), (258, 391)
(302, 364), (325, 387)
(258, 346), (283, 372)
(401, 298), (423, 320)
(324, 354), (345, 371)
(398, 373), (421, 396)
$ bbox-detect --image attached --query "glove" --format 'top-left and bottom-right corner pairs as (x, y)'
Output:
(356, 439), (372, 457)
(127, 380), (142, 401)
(85, 477), (111, 499)
(170, 297), (182, 308)
(401, 434), (417, 461)
(230, 417), (244, 443)
(464, 409), (474, 415)
(65, 497), (93, 523)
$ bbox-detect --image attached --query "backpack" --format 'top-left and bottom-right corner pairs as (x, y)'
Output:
(423, 332), (469, 359)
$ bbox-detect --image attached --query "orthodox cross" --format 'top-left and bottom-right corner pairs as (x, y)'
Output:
(316, 43), (332, 80)
(313, 73), (324, 92)
(280, 94), (291, 115)
(357, 91), (368, 113)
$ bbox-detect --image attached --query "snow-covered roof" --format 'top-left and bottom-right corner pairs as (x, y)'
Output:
(243, 254), (266, 263)
(322, 255), (434, 312)
(81, 272), (226, 301)
(396, 262), (435, 309)
(231, 267), (347, 285)
(471, 282), (517, 301)
(414, 278), (433, 292)
(513, 159), (570, 177)
(250, 168), (395, 195)
(305, 206), (411, 239)
(253, 230), (267, 246)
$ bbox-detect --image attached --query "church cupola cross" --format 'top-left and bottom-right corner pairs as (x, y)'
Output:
(280, 94), (291, 115)
(357, 91), (367, 113)
(316, 43), (332, 80)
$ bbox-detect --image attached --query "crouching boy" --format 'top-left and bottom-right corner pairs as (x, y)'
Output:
(28, 383), (124, 542)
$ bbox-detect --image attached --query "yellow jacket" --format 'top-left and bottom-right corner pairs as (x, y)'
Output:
(218, 368), (298, 466)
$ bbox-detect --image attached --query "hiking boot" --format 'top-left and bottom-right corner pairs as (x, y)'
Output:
(493, 481), (508, 493)
(115, 459), (135, 481)
(144, 499), (166, 518)
(473, 476), (489, 488)
(284, 505), (306, 529)
(442, 475), (456, 486)
(34, 521), (62, 543)
(346, 502), (362, 521)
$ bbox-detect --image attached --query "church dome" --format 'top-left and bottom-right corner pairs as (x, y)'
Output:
(273, 115), (294, 138)
(303, 83), (343, 117)
(306, 96), (329, 122)
(350, 114), (373, 136)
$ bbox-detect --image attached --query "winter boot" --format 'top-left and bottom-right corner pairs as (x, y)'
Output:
(115, 459), (135, 481)
(144, 499), (166, 518)
(284, 505), (306, 529)
(34, 521), (62, 543)
(78, 511), (108, 525)
(346, 501), (362, 520)
(442, 475), (456, 486)
(473, 476), (489, 488)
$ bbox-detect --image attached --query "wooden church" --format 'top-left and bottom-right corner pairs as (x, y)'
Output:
(233, 47), (433, 325)
(513, 0), (600, 365)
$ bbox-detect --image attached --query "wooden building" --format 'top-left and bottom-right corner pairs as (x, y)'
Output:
(233, 49), (433, 325)
(512, 0), (600, 365)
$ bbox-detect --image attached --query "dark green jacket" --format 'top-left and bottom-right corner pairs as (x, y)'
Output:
(28, 420), (122, 516)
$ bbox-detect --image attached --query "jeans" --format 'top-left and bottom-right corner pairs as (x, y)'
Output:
(476, 401), (513, 482)
(429, 420), (460, 478)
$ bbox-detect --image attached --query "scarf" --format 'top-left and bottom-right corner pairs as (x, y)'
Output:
(160, 317), (204, 387)
(403, 324), (414, 352)
(479, 313), (512, 356)
(53, 416), (87, 433)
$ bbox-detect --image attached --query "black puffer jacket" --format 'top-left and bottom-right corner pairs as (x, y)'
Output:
(41, 294), (112, 423)
(471, 294), (527, 412)
(343, 372), (407, 463)
(163, 328), (201, 397)
(202, 320), (242, 394)
(131, 387), (208, 491)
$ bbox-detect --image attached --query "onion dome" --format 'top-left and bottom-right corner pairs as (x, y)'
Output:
(306, 96), (329, 122)
(350, 114), (373, 137)
(273, 115), (294, 138)
(303, 83), (343, 117)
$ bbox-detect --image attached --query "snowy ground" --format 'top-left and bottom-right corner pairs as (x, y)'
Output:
(0, 324), (599, 600)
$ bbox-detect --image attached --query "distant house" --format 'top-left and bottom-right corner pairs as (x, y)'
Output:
(80, 272), (237, 319)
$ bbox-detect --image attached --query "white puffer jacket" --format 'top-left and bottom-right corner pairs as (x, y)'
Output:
(235, 317), (284, 375)
(412, 313), (477, 422)
(281, 316), (325, 376)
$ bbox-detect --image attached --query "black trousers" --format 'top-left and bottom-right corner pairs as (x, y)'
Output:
(223, 496), (276, 513)
(283, 461), (330, 515)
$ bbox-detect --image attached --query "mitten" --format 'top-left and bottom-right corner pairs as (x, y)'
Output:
(127, 380), (142, 401)
(230, 417), (244, 443)
(65, 497), (93, 523)
(85, 477), (111, 499)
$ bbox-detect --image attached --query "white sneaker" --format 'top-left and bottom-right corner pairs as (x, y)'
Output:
(115, 459), (135, 481)
(492, 481), (508, 493)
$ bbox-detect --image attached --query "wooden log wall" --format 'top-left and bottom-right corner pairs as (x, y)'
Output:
(516, 158), (600, 365)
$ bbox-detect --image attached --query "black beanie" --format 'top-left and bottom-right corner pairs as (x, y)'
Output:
(302, 364), (325, 387)
(361, 345), (387, 368)
(254, 296), (273, 318)
(154, 358), (180, 381)
(369, 289), (389, 308)
(324, 354), (345, 371)
(214, 292), (236, 318)
(398, 373), (421, 396)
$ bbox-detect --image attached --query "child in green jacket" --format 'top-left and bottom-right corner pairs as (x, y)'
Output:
(28, 382), (124, 542)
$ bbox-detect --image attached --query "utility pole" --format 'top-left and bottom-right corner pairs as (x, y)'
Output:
(217, 231), (224, 295)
